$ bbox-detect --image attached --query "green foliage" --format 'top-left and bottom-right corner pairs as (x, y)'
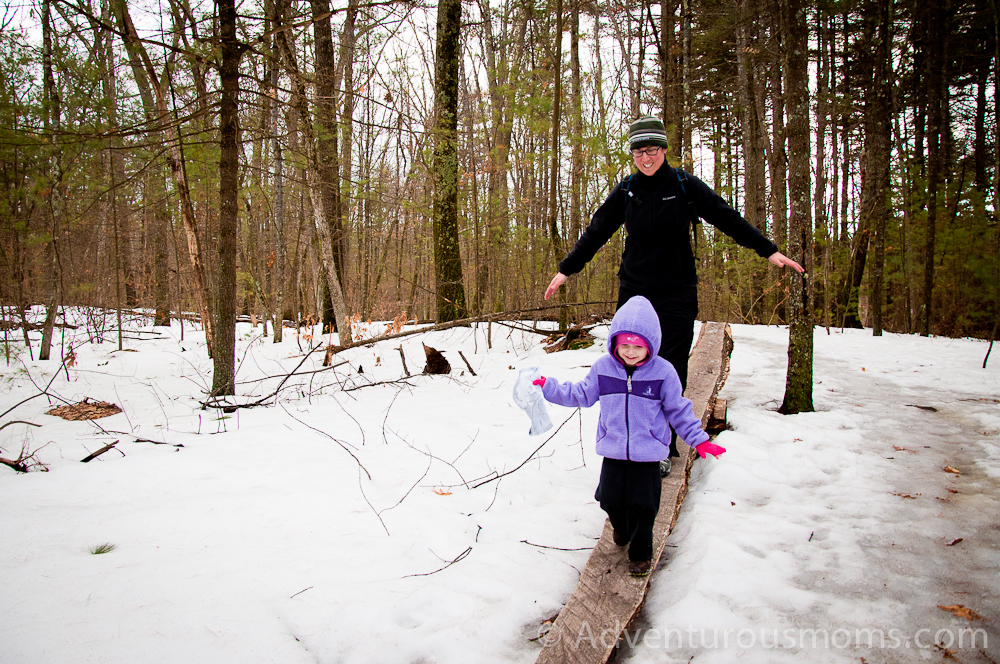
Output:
(89, 543), (116, 555)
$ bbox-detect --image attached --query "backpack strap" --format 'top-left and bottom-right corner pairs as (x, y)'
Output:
(676, 169), (701, 254)
(676, 169), (700, 226)
(621, 173), (635, 199)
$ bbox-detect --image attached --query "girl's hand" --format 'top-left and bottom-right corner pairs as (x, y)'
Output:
(532, 377), (546, 388)
(695, 441), (726, 459)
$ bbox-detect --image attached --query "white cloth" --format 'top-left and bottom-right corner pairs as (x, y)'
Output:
(512, 366), (553, 436)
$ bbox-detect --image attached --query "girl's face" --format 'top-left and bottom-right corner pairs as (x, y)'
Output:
(616, 343), (648, 367)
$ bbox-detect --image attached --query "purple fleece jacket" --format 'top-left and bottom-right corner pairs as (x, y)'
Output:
(540, 296), (710, 462)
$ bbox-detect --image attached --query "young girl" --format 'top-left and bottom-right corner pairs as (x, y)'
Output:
(533, 295), (725, 577)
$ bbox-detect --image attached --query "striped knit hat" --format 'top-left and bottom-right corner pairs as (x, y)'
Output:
(628, 116), (670, 150)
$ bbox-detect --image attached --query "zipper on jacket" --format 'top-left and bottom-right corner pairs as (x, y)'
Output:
(625, 374), (632, 460)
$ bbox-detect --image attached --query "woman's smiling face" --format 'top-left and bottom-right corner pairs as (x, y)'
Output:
(632, 145), (665, 176)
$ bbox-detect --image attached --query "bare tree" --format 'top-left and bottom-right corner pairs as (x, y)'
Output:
(431, 0), (467, 322)
(211, 0), (242, 396)
(779, 0), (813, 414)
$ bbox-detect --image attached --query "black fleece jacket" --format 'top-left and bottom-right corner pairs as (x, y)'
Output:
(558, 163), (778, 296)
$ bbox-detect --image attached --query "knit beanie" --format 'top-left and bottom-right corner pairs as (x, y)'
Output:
(628, 116), (670, 150)
(614, 333), (651, 364)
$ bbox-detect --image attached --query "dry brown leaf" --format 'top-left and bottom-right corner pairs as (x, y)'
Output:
(943, 466), (961, 475)
(946, 538), (963, 546)
(433, 489), (452, 496)
(46, 399), (122, 421)
(937, 604), (982, 621)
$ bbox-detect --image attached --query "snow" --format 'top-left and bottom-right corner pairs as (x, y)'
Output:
(1, 312), (998, 663)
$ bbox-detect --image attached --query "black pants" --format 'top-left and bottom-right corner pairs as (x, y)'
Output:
(595, 458), (662, 562)
(617, 286), (698, 458)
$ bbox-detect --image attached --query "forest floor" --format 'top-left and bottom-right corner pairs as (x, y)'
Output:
(0, 310), (997, 663)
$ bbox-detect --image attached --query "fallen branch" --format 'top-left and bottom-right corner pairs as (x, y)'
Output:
(402, 546), (472, 578)
(281, 404), (370, 480)
(0, 442), (51, 473)
(1, 357), (73, 422)
(469, 409), (579, 489)
(342, 377), (415, 393)
(327, 303), (615, 357)
(0, 420), (40, 433)
(521, 540), (594, 551)
(81, 440), (121, 463)
(377, 455), (432, 517)
(203, 343), (334, 411)
(396, 346), (410, 376)
(0, 455), (30, 472)
(457, 350), (477, 376)
(102, 431), (184, 447)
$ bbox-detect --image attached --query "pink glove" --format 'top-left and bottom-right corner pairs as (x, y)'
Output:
(695, 441), (726, 459)
(532, 377), (546, 388)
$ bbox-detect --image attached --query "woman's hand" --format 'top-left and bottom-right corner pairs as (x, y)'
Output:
(544, 273), (569, 300)
(768, 251), (805, 273)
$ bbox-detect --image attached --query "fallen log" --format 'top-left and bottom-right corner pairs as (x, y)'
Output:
(535, 321), (733, 664)
(322, 302), (616, 357)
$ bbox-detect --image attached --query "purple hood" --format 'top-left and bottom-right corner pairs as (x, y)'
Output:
(606, 295), (661, 362)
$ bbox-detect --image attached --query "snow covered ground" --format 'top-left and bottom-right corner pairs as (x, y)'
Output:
(1, 311), (998, 663)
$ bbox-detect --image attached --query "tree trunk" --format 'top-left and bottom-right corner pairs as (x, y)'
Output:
(112, 0), (214, 355)
(661, 0), (680, 163)
(569, 0), (583, 308)
(866, 0), (892, 337)
(338, 0), (359, 311)
(39, 0), (62, 362)
(812, 14), (828, 328)
(779, 0), (813, 415)
(922, 0), (945, 336)
(275, 4), (352, 343)
(269, 42), (285, 343)
(212, 0), (241, 397)
(152, 181), (171, 327)
(769, 37), (788, 323)
(309, 0), (346, 324)
(548, 0), (566, 331)
(994, 0), (1000, 216)
(735, 0), (767, 323)
(974, 52), (988, 193)
(479, 0), (526, 311)
(431, 0), (467, 322)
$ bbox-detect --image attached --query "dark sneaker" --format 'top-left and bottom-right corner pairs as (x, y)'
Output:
(628, 559), (653, 577)
(613, 529), (629, 547)
(659, 457), (672, 478)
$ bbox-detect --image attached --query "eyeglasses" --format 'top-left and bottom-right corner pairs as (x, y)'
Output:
(631, 146), (661, 158)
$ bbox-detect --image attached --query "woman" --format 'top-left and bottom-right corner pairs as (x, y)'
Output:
(544, 116), (804, 473)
